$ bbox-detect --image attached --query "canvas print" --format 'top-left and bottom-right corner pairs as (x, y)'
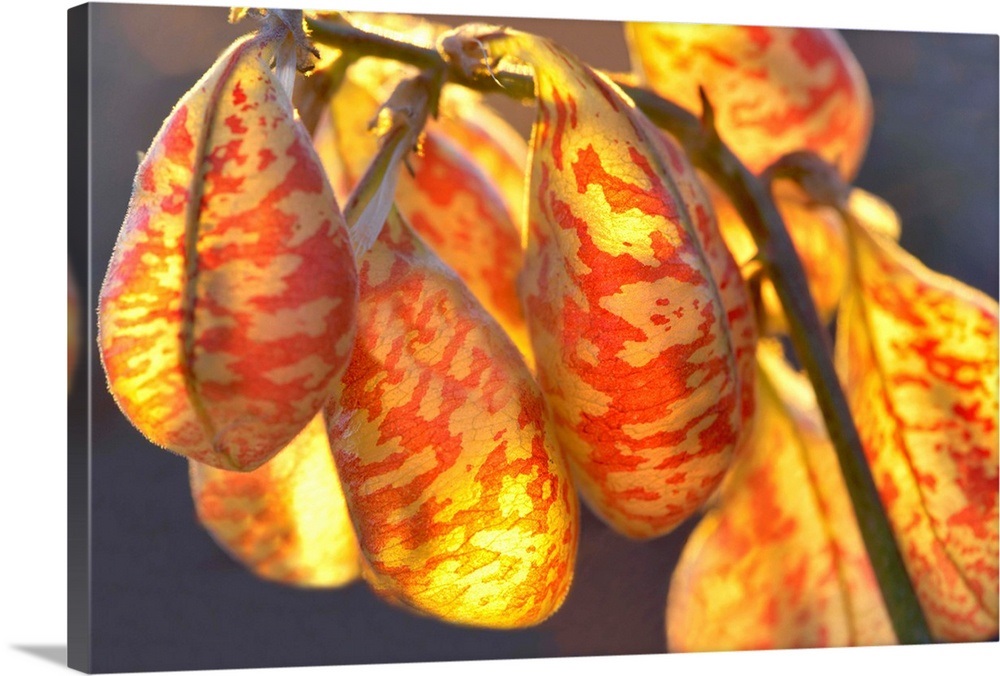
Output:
(67, 3), (999, 673)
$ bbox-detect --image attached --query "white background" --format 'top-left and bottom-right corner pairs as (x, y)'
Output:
(3, 0), (998, 674)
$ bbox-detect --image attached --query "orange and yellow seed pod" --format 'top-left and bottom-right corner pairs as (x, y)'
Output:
(440, 27), (755, 539)
(667, 342), (895, 651)
(314, 63), (531, 362)
(431, 87), (529, 227)
(633, 112), (758, 449)
(190, 414), (361, 588)
(326, 209), (578, 629)
(99, 34), (358, 471)
(837, 200), (999, 641)
(626, 24), (872, 179)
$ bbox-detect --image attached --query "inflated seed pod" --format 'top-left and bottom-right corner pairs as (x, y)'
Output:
(667, 342), (895, 651)
(633, 113), (758, 449)
(431, 87), (529, 226)
(326, 209), (578, 629)
(836, 198), (999, 641)
(100, 34), (358, 471)
(440, 27), (753, 539)
(190, 414), (361, 588)
(314, 62), (531, 361)
(626, 24), (872, 179)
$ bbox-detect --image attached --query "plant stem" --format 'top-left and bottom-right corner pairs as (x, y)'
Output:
(638, 93), (932, 644)
(304, 15), (932, 644)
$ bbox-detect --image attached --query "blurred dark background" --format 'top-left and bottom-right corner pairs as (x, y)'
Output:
(68, 3), (998, 672)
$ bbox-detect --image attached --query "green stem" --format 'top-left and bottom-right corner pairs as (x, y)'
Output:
(307, 16), (442, 70)
(652, 100), (932, 644)
(304, 15), (932, 644)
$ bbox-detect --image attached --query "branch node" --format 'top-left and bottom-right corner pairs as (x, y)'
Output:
(437, 24), (509, 84)
(233, 7), (320, 72)
(761, 151), (851, 211)
(697, 86), (720, 141)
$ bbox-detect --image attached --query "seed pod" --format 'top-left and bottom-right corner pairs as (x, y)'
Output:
(626, 24), (872, 179)
(633, 113), (758, 451)
(440, 27), (754, 538)
(837, 201), (999, 641)
(431, 88), (529, 226)
(100, 34), (358, 471)
(190, 414), (361, 588)
(667, 342), (895, 651)
(327, 209), (578, 629)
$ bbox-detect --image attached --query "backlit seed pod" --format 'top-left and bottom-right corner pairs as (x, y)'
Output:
(626, 24), (872, 179)
(432, 88), (529, 226)
(441, 28), (751, 538)
(836, 203), (999, 641)
(633, 113), (758, 448)
(326, 209), (578, 629)
(99, 35), (358, 471)
(190, 414), (361, 587)
(68, 263), (81, 393)
(314, 63), (531, 361)
(667, 343), (895, 651)
(845, 187), (901, 240)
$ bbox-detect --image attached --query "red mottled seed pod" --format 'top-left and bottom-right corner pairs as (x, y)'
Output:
(626, 24), (872, 179)
(430, 88), (529, 227)
(100, 34), (358, 471)
(326, 209), (578, 629)
(837, 200), (999, 641)
(439, 27), (756, 539)
(667, 343), (895, 651)
(190, 414), (361, 588)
